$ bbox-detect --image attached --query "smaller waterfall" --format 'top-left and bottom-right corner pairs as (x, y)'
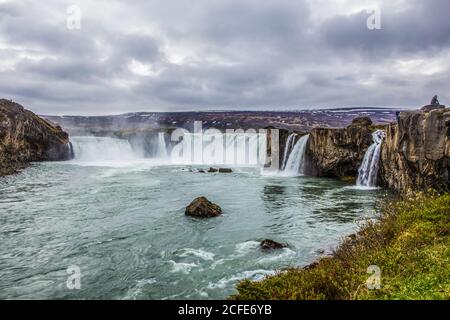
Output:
(357, 130), (385, 187)
(283, 134), (309, 176)
(281, 133), (297, 170)
(156, 132), (168, 159)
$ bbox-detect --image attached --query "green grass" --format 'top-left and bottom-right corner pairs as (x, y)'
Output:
(231, 192), (450, 300)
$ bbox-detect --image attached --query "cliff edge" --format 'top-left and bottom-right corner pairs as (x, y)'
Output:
(307, 117), (374, 177)
(0, 99), (73, 176)
(380, 108), (450, 193)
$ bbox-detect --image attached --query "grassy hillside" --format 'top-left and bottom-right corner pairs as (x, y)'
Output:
(232, 193), (450, 300)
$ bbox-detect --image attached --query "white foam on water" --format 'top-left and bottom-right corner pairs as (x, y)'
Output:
(178, 248), (215, 261)
(169, 261), (199, 274)
(122, 279), (157, 300)
(207, 270), (276, 290)
(257, 247), (296, 264)
(234, 241), (260, 256)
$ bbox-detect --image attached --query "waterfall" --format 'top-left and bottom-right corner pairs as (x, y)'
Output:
(356, 130), (385, 187)
(70, 136), (140, 162)
(171, 132), (266, 166)
(156, 132), (168, 159)
(283, 134), (309, 176)
(281, 133), (297, 170)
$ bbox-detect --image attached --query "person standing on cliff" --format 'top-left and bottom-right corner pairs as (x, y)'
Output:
(431, 95), (440, 106)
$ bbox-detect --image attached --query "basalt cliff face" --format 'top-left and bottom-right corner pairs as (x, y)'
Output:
(306, 117), (375, 177)
(379, 108), (450, 193)
(281, 109), (449, 193)
(0, 99), (73, 176)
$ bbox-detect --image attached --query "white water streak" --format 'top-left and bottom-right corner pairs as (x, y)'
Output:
(357, 130), (385, 187)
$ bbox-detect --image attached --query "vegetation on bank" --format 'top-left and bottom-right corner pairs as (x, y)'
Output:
(231, 192), (450, 300)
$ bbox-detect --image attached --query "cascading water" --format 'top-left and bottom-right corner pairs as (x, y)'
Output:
(281, 133), (297, 170)
(171, 132), (266, 166)
(282, 134), (309, 176)
(156, 132), (168, 159)
(70, 136), (140, 162)
(356, 130), (385, 187)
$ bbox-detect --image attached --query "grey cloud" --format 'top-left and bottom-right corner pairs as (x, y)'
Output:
(0, 0), (449, 114)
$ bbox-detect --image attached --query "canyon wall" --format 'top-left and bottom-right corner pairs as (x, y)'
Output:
(277, 109), (449, 193)
(306, 117), (374, 177)
(0, 99), (73, 176)
(379, 108), (450, 193)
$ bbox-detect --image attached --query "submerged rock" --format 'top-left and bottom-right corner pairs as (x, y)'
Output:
(0, 99), (73, 177)
(260, 239), (287, 250)
(185, 197), (222, 218)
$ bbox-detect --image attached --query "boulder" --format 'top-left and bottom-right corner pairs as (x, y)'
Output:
(260, 239), (287, 250)
(185, 197), (222, 218)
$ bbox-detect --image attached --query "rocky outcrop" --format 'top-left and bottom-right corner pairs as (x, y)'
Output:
(260, 239), (287, 250)
(379, 108), (450, 193)
(306, 117), (375, 177)
(185, 197), (223, 218)
(0, 99), (73, 176)
(208, 167), (233, 173)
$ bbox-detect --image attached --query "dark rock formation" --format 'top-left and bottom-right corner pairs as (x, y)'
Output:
(379, 108), (450, 193)
(306, 117), (375, 177)
(260, 239), (287, 250)
(208, 167), (232, 173)
(185, 196), (222, 218)
(0, 99), (73, 176)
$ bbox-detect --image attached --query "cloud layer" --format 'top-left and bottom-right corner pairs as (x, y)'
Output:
(0, 0), (449, 114)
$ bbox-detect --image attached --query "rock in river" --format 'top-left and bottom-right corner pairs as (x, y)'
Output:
(185, 197), (222, 218)
(260, 239), (287, 250)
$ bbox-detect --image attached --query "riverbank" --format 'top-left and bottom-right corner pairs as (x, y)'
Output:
(231, 192), (450, 300)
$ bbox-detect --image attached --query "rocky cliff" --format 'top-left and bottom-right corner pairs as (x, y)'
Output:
(306, 117), (375, 177)
(379, 108), (450, 193)
(0, 99), (73, 176)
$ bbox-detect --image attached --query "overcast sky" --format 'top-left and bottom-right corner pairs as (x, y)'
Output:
(0, 0), (449, 115)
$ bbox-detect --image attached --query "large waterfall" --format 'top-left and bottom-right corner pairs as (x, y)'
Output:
(171, 132), (266, 166)
(70, 131), (267, 166)
(282, 134), (309, 176)
(70, 136), (141, 162)
(357, 130), (385, 187)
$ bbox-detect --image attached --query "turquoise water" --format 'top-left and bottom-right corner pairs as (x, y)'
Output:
(0, 160), (388, 299)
